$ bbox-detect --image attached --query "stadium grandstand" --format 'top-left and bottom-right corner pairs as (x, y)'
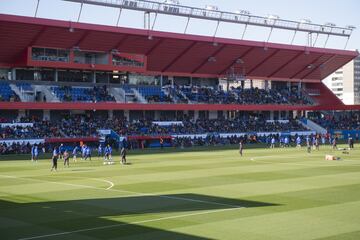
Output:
(2, 1), (360, 240)
(0, 0), (359, 155)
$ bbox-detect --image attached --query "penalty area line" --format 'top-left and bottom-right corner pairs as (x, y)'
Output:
(17, 207), (243, 240)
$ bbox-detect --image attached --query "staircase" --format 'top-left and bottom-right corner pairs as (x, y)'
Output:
(13, 83), (37, 102)
(162, 87), (179, 103)
(300, 89), (316, 105)
(176, 88), (193, 104)
(34, 85), (60, 102)
(132, 88), (147, 103)
(109, 87), (125, 103)
(59, 129), (69, 138)
(178, 89), (191, 103)
(9, 84), (26, 101)
(162, 87), (173, 99)
(299, 118), (327, 134)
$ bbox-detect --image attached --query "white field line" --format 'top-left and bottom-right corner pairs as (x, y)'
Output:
(60, 175), (115, 190)
(104, 179), (115, 190)
(0, 174), (122, 195)
(17, 207), (243, 240)
(0, 175), (244, 240)
(0, 174), (242, 208)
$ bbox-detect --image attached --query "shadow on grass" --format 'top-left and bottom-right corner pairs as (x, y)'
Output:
(0, 193), (279, 240)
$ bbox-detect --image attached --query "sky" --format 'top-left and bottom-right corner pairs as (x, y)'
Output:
(0, 0), (359, 50)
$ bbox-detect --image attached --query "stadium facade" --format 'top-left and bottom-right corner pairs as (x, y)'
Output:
(0, 14), (358, 108)
(0, 12), (359, 151)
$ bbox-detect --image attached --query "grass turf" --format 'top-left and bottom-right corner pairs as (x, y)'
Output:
(1, 144), (360, 240)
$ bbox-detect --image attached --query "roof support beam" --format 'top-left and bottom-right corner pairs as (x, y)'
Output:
(162, 41), (197, 72)
(290, 54), (325, 79)
(145, 39), (164, 56)
(109, 35), (129, 51)
(300, 54), (336, 79)
(191, 44), (226, 74)
(219, 47), (254, 75)
(267, 51), (304, 78)
(28, 26), (47, 46)
(72, 30), (90, 48)
(246, 49), (280, 76)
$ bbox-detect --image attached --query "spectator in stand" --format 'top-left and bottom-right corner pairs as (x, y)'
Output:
(54, 85), (116, 102)
(309, 112), (360, 131)
(1, 114), (309, 154)
(179, 85), (312, 105)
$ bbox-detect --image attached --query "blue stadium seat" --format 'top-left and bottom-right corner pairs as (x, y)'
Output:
(0, 82), (17, 101)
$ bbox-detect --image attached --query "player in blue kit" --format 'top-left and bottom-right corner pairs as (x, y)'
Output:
(97, 144), (103, 159)
(104, 144), (113, 165)
(31, 144), (39, 162)
(72, 146), (79, 162)
(85, 146), (91, 161)
(59, 143), (65, 160)
(81, 144), (86, 160)
(270, 137), (276, 148)
(306, 136), (311, 153)
(296, 136), (302, 148)
(284, 136), (290, 148)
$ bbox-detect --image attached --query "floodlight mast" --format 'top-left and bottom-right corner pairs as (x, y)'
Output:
(34, 0), (40, 17)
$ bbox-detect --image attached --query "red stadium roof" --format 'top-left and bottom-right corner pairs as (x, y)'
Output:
(0, 14), (358, 81)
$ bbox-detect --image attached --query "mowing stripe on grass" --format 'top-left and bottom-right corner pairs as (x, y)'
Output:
(17, 207), (243, 240)
(0, 174), (243, 208)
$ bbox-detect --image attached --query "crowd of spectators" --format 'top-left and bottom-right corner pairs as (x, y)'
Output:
(112, 55), (144, 68)
(0, 114), (310, 154)
(0, 92), (21, 102)
(0, 142), (46, 155)
(171, 133), (329, 149)
(0, 121), (62, 139)
(162, 86), (188, 104)
(173, 135), (248, 148)
(310, 113), (360, 130)
(146, 94), (173, 103)
(1, 115), (307, 140)
(116, 117), (307, 136)
(58, 115), (100, 137)
(179, 86), (312, 105)
(0, 116), (109, 140)
(181, 86), (236, 104)
(279, 87), (312, 105)
(54, 85), (116, 102)
(0, 79), (313, 105)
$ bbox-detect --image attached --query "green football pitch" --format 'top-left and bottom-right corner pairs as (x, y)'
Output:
(1, 145), (360, 240)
